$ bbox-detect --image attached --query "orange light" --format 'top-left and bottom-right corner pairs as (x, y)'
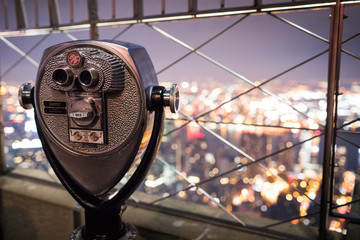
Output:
(178, 191), (186, 198)
(293, 191), (300, 198)
(229, 178), (237, 184)
(291, 219), (299, 225)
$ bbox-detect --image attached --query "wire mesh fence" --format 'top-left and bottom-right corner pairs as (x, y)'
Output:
(0, 0), (360, 239)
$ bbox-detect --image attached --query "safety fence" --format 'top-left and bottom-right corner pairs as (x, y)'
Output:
(1, 1), (360, 239)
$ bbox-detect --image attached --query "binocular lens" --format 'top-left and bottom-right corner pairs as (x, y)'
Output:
(79, 69), (99, 87)
(53, 68), (73, 86)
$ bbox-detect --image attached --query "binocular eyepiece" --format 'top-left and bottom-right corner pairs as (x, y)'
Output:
(18, 40), (180, 240)
(52, 67), (74, 86)
(53, 66), (101, 88)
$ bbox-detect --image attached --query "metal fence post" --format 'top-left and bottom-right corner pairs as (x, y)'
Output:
(48, 0), (60, 27)
(188, 0), (197, 13)
(319, 1), (344, 239)
(0, 55), (5, 174)
(14, 0), (27, 29)
(87, 0), (99, 40)
(133, 0), (143, 20)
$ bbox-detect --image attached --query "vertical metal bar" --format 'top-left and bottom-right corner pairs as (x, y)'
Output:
(14, 0), (27, 29)
(0, 54), (5, 174)
(329, 1), (344, 222)
(188, 0), (197, 13)
(87, 0), (99, 40)
(319, 2), (344, 239)
(48, 0), (60, 27)
(70, 0), (74, 23)
(133, 0), (143, 19)
(112, 0), (116, 19)
(34, 0), (39, 27)
(221, 0), (225, 8)
(161, 0), (165, 14)
(254, 0), (262, 10)
(2, 0), (9, 29)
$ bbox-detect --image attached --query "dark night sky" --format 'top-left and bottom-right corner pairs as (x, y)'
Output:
(0, 2), (359, 91)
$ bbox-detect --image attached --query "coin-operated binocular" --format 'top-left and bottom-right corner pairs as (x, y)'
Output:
(18, 40), (179, 239)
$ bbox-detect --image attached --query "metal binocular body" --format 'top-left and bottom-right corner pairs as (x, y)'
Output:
(19, 40), (179, 239)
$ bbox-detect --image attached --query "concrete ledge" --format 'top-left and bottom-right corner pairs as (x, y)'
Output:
(0, 169), (344, 240)
(126, 192), (322, 240)
(0, 170), (83, 240)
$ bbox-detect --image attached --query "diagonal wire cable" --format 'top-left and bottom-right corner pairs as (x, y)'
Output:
(168, 118), (318, 132)
(332, 197), (360, 209)
(342, 49), (360, 61)
(0, 35), (44, 77)
(196, 51), (328, 124)
(342, 32), (360, 44)
(151, 19), (333, 136)
(269, 13), (360, 61)
(336, 134), (360, 149)
(151, 130), (323, 205)
(152, 119), (360, 205)
(337, 130), (360, 135)
(110, 24), (134, 41)
(156, 14), (249, 75)
(261, 211), (320, 230)
(152, 110), (322, 205)
(0, 36), (39, 67)
(156, 156), (246, 226)
(190, 118), (360, 190)
(336, 118), (360, 149)
(62, 24), (133, 42)
(338, 118), (360, 129)
(164, 49), (328, 136)
(268, 13), (329, 43)
(181, 110), (320, 204)
(146, 23), (325, 126)
(262, 197), (360, 230)
(62, 31), (78, 41)
(149, 11), (360, 230)
(1, 33), (50, 78)
(2, 32), (63, 185)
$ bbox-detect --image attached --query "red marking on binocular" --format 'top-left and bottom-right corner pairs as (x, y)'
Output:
(67, 51), (81, 67)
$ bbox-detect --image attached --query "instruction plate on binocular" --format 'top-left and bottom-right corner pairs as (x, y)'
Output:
(69, 129), (104, 144)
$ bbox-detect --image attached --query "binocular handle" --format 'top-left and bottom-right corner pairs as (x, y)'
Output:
(147, 84), (180, 113)
(18, 83), (34, 110)
(163, 84), (180, 113)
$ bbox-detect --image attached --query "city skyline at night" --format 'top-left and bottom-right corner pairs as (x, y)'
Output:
(1, 1), (360, 237)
